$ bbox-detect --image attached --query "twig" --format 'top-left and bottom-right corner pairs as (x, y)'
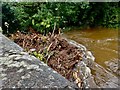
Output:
(51, 22), (56, 37)
(47, 42), (53, 51)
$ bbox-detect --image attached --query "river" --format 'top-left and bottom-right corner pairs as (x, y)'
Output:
(64, 27), (119, 88)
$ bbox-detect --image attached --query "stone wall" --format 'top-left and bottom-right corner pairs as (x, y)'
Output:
(0, 33), (77, 89)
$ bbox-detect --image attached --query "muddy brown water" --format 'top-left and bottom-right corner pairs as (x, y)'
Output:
(64, 27), (119, 88)
(64, 27), (118, 69)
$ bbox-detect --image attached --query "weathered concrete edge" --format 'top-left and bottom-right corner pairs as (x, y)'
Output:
(0, 33), (77, 89)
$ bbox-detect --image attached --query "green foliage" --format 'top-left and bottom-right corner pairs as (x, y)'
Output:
(81, 2), (119, 28)
(2, 2), (119, 34)
(33, 51), (44, 62)
(2, 3), (19, 34)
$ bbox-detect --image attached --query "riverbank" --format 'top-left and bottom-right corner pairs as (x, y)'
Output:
(5, 28), (119, 88)
(64, 27), (118, 68)
(64, 27), (119, 88)
(8, 30), (97, 88)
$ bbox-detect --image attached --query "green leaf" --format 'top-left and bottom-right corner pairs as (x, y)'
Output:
(33, 51), (37, 56)
(46, 24), (50, 28)
(32, 19), (35, 25)
(41, 22), (44, 25)
(36, 23), (40, 27)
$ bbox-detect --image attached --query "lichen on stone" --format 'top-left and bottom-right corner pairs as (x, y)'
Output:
(48, 75), (54, 80)
(21, 74), (31, 79)
(26, 64), (39, 70)
(17, 68), (24, 73)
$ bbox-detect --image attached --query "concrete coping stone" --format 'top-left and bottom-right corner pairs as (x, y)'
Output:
(0, 33), (77, 89)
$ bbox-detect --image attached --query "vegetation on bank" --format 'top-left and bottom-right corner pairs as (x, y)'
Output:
(1, 2), (119, 34)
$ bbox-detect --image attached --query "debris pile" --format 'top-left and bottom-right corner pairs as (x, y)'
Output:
(9, 31), (92, 88)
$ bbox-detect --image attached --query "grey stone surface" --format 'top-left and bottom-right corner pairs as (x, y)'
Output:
(105, 58), (120, 76)
(0, 33), (77, 89)
(87, 61), (119, 88)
